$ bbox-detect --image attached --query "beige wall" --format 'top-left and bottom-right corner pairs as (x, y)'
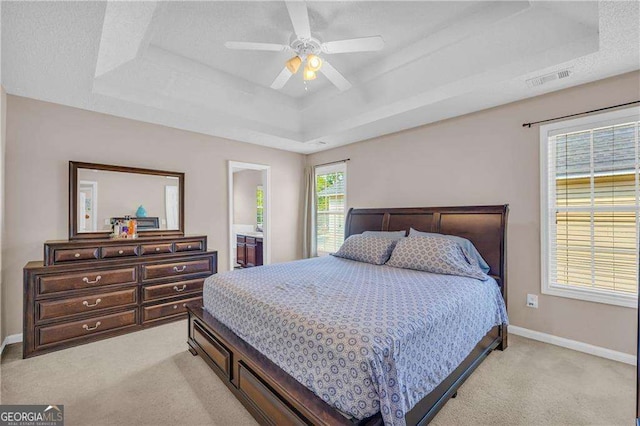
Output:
(233, 169), (263, 228)
(3, 72), (639, 353)
(307, 71), (640, 356)
(1, 95), (305, 339)
(0, 87), (6, 341)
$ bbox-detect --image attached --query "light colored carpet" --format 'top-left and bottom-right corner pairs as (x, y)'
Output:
(1, 321), (634, 425)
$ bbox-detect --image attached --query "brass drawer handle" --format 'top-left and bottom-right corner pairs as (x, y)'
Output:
(118, 250), (124, 254)
(82, 321), (101, 331)
(74, 253), (81, 258)
(187, 245), (192, 249)
(183, 303), (187, 308)
(82, 298), (102, 308)
(173, 266), (187, 273)
(82, 275), (102, 284)
(155, 247), (161, 252)
(174, 284), (187, 292)
(173, 305), (178, 309)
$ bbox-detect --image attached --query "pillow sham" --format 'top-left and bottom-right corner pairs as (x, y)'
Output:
(361, 230), (406, 240)
(332, 235), (397, 265)
(409, 228), (491, 273)
(386, 235), (488, 280)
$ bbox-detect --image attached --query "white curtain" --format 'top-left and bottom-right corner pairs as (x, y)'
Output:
(302, 166), (317, 258)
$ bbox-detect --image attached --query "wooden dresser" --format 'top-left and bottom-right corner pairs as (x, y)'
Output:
(23, 235), (217, 358)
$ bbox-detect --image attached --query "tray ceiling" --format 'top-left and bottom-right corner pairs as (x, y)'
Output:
(2, 1), (639, 153)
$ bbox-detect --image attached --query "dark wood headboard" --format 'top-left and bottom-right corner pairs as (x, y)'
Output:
(345, 205), (509, 301)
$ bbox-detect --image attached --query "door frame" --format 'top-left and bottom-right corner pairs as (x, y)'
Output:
(78, 180), (98, 232)
(228, 161), (271, 271)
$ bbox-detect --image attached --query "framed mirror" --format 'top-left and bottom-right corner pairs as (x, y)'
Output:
(69, 161), (184, 239)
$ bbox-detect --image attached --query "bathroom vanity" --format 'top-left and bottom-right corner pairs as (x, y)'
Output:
(236, 232), (263, 268)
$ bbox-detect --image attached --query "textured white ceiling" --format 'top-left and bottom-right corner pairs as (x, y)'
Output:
(1, 1), (639, 154)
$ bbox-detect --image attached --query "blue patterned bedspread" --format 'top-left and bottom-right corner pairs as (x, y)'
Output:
(203, 256), (508, 425)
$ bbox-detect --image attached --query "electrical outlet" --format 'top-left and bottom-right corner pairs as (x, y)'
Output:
(526, 294), (538, 308)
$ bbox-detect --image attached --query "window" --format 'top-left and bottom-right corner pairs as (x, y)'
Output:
(256, 185), (264, 227)
(541, 107), (639, 307)
(315, 163), (347, 255)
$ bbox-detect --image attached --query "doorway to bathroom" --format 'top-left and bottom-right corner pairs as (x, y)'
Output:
(228, 161), (270, 270)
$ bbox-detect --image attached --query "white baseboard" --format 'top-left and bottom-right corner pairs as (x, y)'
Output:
(0, 333), (23, 356)
(509, 325), (636, 366)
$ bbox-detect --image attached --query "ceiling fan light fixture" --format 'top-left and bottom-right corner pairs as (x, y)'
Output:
(286, 56), (302, 74)
(306, 54), (323, 71)
(303, 66), (316, 81)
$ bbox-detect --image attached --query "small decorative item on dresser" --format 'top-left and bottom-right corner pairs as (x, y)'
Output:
(135, 205), (147, 218)
(110, 217), (138, 239)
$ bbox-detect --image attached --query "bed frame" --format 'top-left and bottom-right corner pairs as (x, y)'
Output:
(186, 205), (509, 425)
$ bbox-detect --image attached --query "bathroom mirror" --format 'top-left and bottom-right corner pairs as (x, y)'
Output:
(69, 161), (184, 239)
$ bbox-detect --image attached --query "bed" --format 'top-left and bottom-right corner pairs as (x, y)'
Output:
(186, 205), (509, 425)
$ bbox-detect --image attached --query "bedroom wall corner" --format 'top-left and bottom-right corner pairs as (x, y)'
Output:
(305, 70), (640, 357)
(2, 95), (306, 338)
(0, 86), (6, 344)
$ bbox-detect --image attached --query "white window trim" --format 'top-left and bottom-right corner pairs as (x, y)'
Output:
(540, 106), (640, 309)
(315, 162), (347, 256)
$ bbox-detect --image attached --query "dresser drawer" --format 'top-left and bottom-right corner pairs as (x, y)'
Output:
(245, 236), (257, 244)
(101, 245), (138, 259)
(143, 278), (204, 302)
(37, 288), (137, 322)
(38, 267), (137, 296)
(37, 309), (137, 347)
(53, 247), (99, 263)
(143, 296), (202, 323)
(175, 240), (203, 252)
(141, 258), (213, 281)
(140, 243), (173, 256)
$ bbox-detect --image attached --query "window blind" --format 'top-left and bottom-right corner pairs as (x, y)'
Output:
(546, 119), (639, 300)
(315, 163), (346, 255)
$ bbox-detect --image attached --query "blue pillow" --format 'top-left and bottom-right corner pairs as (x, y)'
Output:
(408, 228), (491, 273)
(332, 235), (398, 265)
(386, 235), (488, 280)
(362, 230), (406, 240)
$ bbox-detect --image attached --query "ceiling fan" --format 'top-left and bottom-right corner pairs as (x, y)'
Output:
(224, 1), (384, 92)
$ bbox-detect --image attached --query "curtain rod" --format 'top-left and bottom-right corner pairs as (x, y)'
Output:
(314, 158), (350, 168)
(522, 100), (640, 128)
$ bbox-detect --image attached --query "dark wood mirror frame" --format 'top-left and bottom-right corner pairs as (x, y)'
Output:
(69, 161), (185, 240)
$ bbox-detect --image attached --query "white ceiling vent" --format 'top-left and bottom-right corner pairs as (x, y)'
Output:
(526, 68), (573, 88)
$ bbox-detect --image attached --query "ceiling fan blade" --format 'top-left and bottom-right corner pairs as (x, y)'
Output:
(285, 1), (311, 39)
(225, 41), (289, 52)
(321, 36), (384, 54)
(320, 61), (351, 91)
(271, 67), (293, 89)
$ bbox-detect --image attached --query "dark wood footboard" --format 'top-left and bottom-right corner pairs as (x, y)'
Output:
(187, 303), (502, 426)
